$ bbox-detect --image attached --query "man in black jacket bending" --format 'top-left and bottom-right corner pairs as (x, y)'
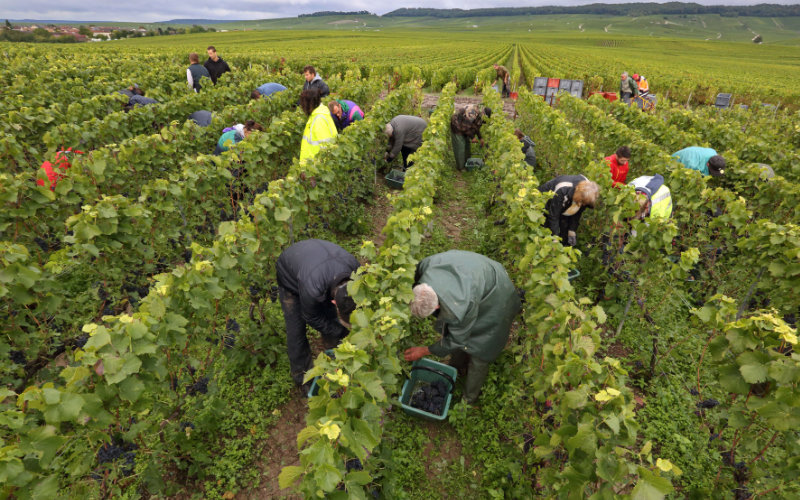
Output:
(276, 239), (358, 388)
(538, 175), (599, 247)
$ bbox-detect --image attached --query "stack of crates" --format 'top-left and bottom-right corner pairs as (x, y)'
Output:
(532, 77), (584, 106)
(532, 77), (548, 98)
(545, 78), (560, 106)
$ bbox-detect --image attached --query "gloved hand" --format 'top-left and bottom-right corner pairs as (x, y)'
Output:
(384, 153), (393, 163)
(567, 231), (577, 247)
(404, 346), (430, 362)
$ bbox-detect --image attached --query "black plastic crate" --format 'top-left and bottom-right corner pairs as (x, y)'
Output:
(714, 93), (732, 109)
(570, 80), (584, 98)
(533, 77), (548, 88)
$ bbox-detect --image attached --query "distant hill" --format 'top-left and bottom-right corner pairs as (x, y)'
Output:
(384, 4), (800, 18)
(159, 19), (241, 25)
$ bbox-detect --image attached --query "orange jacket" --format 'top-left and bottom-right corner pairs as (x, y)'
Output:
(637, 77), (649, 93)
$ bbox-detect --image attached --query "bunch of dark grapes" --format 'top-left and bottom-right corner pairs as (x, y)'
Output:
(697, 398), (720, 409)
(33, 236), (50, 252)
(733, 487), (751, 500)
(72, 334), (89, 349)
(224, 319), (239, 348)
(733, 461), (750, 483)
(9, 350), (26, 365)
(96, 436), (138, 477)
(409, 380), (448, 415)
(187, 376), (209, 396)
(345, 458), (363, 472)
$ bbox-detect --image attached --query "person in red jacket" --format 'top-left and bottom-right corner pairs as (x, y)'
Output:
(604, 146), (631, 186)
(36, 148), (83, 191)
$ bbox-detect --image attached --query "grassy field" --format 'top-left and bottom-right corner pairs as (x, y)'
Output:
(200, 13), (800, 44)
(104, 27), (800, 107)
(34, 13), (800, 44)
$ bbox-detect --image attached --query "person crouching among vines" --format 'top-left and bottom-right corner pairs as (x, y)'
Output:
(630, 174), (673, 221)
(250, 82), (287, 100)
(538, 175), (600, 247)
(276, 239), (358, 392)
(299, 90), (338, 163)
(672, 146), (726, 178)
(328, 99), (364, 132)
(213, 120), (263, 155)
(404, 250), (521, 404)
(384, 114), (428, 170)
(451, 105), (491, 171)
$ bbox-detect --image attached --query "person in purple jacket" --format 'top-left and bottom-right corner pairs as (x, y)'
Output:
(328, 99), (364, 131)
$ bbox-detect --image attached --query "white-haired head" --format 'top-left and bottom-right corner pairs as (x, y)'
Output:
(384, 123), (393, 137)
(410, 284), (438, 318)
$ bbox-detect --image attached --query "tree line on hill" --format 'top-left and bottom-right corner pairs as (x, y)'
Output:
(383, 3), (800, 18)
(299, 11), (373, 18)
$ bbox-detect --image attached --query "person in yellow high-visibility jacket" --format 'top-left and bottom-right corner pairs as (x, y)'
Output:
(630, 174), (672, 220)
(299, 90), (337, 163)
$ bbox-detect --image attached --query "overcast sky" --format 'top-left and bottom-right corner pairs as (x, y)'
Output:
(2, 0), (795, 23)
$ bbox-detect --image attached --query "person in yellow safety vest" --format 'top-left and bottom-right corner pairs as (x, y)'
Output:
(632, 74), (650, 97)
(299, 90), (337, 163)
(630, 174), (672, 220)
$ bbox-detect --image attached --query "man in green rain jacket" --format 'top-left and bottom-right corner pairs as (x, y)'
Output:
(404, 250), (521, 403)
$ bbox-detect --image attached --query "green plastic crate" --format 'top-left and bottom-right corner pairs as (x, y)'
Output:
(400, 358), (457, 422)
(307, 349), (335, 398)
(464, 157), (484, 171)
(567, 269), (580, 281)
(385, 168), (405, 189)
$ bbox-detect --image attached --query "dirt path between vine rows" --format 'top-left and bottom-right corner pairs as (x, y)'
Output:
(422, 93), (517, 120)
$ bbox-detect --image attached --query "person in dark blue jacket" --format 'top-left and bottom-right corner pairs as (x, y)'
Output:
(276, 239), (358, 388)
(275, 240), (359, 391)
(189, 110), (213, 127)
(250, 82), (287, 100)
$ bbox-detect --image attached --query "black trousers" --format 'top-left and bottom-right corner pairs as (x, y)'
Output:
(401, 145), (417, 170)
(278, 286), (341, 386)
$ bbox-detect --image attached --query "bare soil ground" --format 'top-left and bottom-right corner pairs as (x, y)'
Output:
(236, 395), (306, 500)
(421, 93), (517, 119)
